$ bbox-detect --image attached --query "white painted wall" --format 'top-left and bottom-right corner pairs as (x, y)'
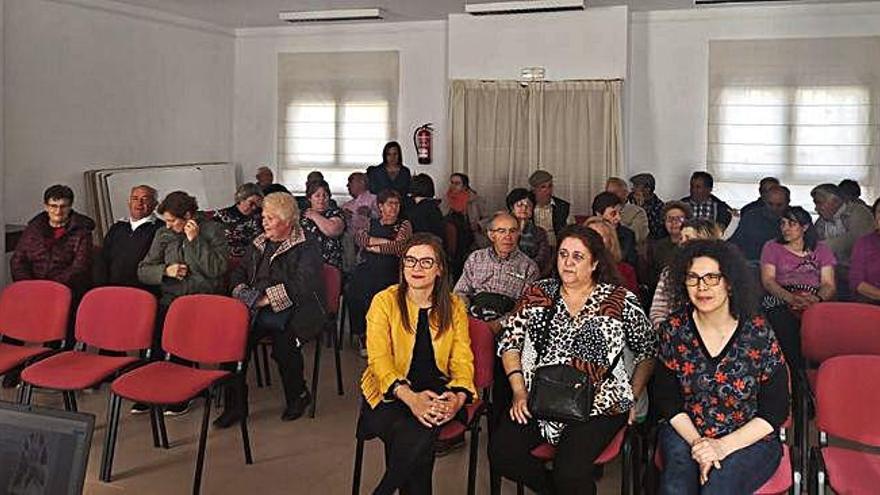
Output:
(448, 6), (628, 81)
(4, 0), (235, 224)
(628, 1), (880, 203)
(233, 21), (449, 190)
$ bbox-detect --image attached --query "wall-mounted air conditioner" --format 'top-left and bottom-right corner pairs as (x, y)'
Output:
(279, 8), (384, 23)
(465, 0), (586, 15)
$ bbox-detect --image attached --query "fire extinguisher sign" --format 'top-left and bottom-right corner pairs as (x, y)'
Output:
(413, 123), (433, 165)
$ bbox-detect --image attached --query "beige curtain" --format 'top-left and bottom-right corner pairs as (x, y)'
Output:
(450, 79), (622, 216)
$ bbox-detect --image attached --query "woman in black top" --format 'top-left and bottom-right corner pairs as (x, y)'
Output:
(299, 179), (345, 269)
(654, 240), (788, 494)
(406, 174), (445, 242)
(367, 141), (411, 198)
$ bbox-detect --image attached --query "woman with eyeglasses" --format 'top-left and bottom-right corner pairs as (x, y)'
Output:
(650, 201), (693, 286)
(299, 179), (345, 269)
(490, 225), (656, 495)
(359, 233), (475, 495)
(760, 206), (836, 370)
(654, 240), (788, 493)
(506, 188), (554, 276)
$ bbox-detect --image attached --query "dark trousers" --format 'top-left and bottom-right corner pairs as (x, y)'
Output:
(765, 306), (803, 371)
(657, 423), (781, 495)
(347, 266), (396, 337)
(360, 400), (440, 495)
(490, 412), (627, 495)
(490, 357), (512, 429)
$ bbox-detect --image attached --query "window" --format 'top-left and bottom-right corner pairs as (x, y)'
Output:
(708, 38), (879, 208)
(277, 51), (398, 195)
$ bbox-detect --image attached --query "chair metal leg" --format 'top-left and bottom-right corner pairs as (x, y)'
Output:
(62, 391), (72, 411)
(19, 383), (33, 405)
(157, 407), (170, 449)
(261, 344), (272, 387)
(68, 392), (78, 412)
(467, 418), (480, 495)
(310, 333), (323, 418)
(516, 482), (525, 495)
(252, 347), (264, 388)
(621, 432), (632, 495)
(192, 394), (213, 495)
(352, 437), (364, 495)
(149, 406), (161, 448)
(332, 322), (344, 396)
(100, 394), (123, 482)
(239, 409), (254, 465)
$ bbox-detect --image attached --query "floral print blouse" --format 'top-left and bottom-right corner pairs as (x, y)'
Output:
(299, 207), (345, 269)
(498, 279), (657, 444)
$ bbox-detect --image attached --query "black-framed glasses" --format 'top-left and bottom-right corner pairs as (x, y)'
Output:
(489, 227), (520, 235)
(684, 272), (724, 287)
(403, 256), (436, 269)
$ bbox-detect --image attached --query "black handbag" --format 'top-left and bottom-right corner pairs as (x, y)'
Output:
(527, 353), (622, 423)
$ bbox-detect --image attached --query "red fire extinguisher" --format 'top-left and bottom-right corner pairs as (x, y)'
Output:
(413, 123), (433, 165)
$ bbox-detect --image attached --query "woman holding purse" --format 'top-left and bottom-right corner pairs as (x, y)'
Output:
(489, 225), (657, 495)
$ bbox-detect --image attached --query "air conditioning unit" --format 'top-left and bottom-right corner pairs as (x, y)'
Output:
(465, 0), (585, 15)
(694, 0), (796, 5)
(279, 8), (384, 23)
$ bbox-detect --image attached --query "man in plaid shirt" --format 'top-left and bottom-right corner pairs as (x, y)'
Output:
(680, 171), (733, 230)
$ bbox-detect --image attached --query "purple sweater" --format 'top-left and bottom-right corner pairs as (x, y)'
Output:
(849, 231), (880, 297)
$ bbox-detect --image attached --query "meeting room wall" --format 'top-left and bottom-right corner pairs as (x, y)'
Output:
(3, 0), (235, 226)
(627, 1), (880, 203)
(233, 21), (449, 189)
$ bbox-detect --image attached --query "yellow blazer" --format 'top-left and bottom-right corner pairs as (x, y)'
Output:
(360, 284), (476, 408)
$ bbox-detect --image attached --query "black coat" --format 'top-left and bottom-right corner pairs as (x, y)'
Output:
(406, 198), (445, 243)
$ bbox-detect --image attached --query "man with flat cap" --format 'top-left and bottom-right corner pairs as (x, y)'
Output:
(528, 170), (572, 247)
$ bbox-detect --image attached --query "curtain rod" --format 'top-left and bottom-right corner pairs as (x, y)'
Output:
(469, 78), (625, 83)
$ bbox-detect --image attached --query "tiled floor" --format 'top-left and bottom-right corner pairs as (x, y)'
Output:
(2, 342), (628, 495)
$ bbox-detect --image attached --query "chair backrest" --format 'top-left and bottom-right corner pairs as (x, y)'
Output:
(0, 281), (71, 343)
(321, 264), (341, 315)
(75, 287), (156, 352)
(468, 317), (495, 390)
(162, 295), (249, 364)
(815, 354), (880, 447)
(801, 302), (880, 364)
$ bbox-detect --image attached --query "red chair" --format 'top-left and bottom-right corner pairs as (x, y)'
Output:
(99, 295), (252, 495)
(351, 317), (494, 495)
(19, 287), (156, 413)
(0, 280), (71, 399)
(812, 355), (880, 495)
(798, 302), (880, 480)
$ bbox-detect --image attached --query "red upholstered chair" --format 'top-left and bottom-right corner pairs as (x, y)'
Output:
(798, 302), (880, 479)
(99, 295), (252, 495)
(812, 355), (880, 495)
(20, 287), (156, 412)
(351, 317), (494, 495)
(0, 280), (71, 398)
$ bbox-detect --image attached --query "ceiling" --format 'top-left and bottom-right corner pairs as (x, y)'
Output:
(110, 0), (875, 28)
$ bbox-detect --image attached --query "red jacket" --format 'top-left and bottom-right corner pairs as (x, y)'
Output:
(11, 211), (95, 296)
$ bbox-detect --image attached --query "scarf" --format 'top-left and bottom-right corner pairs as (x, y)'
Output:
(446, 189), (470, 214)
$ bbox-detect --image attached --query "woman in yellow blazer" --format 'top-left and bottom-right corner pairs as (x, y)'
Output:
(359, 233), (476, 495)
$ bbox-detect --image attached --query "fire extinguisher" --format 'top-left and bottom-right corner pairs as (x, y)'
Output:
(413, 123), (433, 165)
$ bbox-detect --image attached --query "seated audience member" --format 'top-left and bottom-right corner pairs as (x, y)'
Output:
(838, 178), (870, 210)
(296, 170), (338, 212)
(214, 183), (264, 258)
(654, 240), (788, 494)
(740, 176), (780, 217)
(529, 170), (572, 247)
(730, 185), (790, 263)
(93, 185), (160, 292)
(217, 192), (325, 426)
(681, 171), (733, 230)
(406, 174), (445, 242)
(650, 219), (722, 329)
(442, 173), (484, 278)
(606, 177), (649, 246)
(811, 183), (873, 300)
(583, 216), (638, 294)
(850, 198), (880, 304)
(490, 225), (656, 495)
(12, 184), (95, 301)
(263, 183), (290, 195)
(359, 234), (475, 495)
(367, 141), (412, 199)
(761, 206), (836, 370)
(255, 166), (274, 195)
(136, 191), (228, 415)
(592, 191), (638, 268)
(650, 201), (693, 285)
(629, 173), (667, 240)
(506, 188), (553, 276)
(299, 179), (345, 270)
(341, 172), (378, 272)
(348, 189), (412, 356)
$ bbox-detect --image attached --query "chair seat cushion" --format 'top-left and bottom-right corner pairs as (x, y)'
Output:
(529, 427), (626, 464)
(0, 343), (52, 374)
(21, 352), (138, 390)
(111, 361), (230, 404)
(755, 444), (792, 494)
(823, 446), (880, 495)
(438, 399), (484, 441)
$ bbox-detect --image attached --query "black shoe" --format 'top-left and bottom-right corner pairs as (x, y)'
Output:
(130, 402), (150, 415)
(2, 374), (20, 389)
(434, 433), (466, 457)
(281, 391), (311, 422)
(213, 408), (245, 429)
(164, 401), (192, 417)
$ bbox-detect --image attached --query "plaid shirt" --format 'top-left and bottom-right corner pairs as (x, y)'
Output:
(453, 247), (539, 302)
(629, 193), (666, 239)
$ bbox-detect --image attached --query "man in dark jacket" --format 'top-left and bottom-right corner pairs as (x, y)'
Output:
(216, 192), (325, 427)
(93, 185), (160, 292)
(681, 171), (734, 230)
(12, 185), (95, 299)
(529, 170), (571, 247)
(731, 185), (789, 263)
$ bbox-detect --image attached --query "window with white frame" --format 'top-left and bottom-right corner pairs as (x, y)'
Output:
(277, 51), (398, 195)
(708, 37), (879, 209)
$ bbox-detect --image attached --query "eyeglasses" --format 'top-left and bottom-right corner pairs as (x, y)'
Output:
(684, 272), (724, 287)
(665, 216), (686, 224)
(489, 227), (519, 235)
(403, 256), (436, 269)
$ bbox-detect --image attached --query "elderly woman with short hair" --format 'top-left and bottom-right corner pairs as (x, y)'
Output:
(215, 192), (326, 427)
(300, 179), (346, 269)
(214, 183), (264, 258)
